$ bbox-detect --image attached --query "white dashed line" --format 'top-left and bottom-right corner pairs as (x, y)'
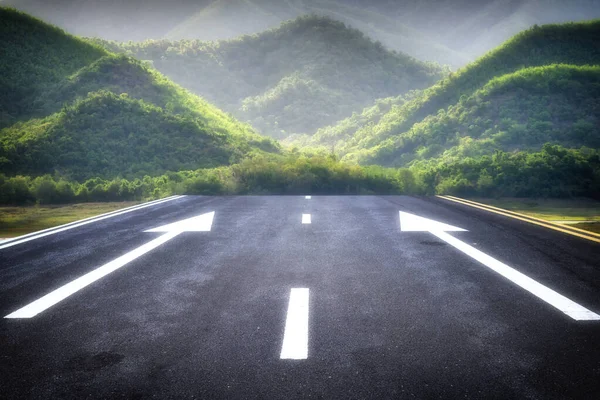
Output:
(302, 214), (311, 224)
(280, 288), (309, 360)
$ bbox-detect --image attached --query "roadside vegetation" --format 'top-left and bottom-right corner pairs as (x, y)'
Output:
(2, 145), (598, 207)
(1, 8), (599, 228)
(0, 201), (140, 238)
(469, 197), (600, 233)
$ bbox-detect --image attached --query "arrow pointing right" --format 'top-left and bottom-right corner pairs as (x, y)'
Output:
(400, 211), (600, 321)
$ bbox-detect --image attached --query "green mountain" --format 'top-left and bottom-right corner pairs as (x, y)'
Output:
(1, 8), (599, 202)
(0, 8), (279, 180)
(303, 20), (600, 166)
(93, 15), (444, 139)
(163, 0), (470, 67)
(4, 0), (600, 68)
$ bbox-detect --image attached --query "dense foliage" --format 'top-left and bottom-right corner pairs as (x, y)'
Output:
(0, 154), (418, 204)
(2, 146), (598, 205)
(0, 7), (105, 127)
(1, 9), (599, 204)
(355, 65), (600, 166)
(92, 15), (444, 138)
(300, 20), (600, 166)
(417, 145), (600, 198)
(0, 8), (280, 180)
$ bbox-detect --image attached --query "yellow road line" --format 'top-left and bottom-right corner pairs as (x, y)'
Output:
(444, 195), (600, 238)
(436, 195), (600, 244)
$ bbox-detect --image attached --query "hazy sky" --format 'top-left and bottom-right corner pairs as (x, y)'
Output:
(3, 0), (600, 65)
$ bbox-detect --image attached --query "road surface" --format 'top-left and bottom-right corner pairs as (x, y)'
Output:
(1, 196), (599, 399)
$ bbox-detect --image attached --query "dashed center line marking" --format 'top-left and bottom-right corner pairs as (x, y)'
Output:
(280, 288), (309, 360)
(305, 196), (312, 199)
(302, 214), (311, 224)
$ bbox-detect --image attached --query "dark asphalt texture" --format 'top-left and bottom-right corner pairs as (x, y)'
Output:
(1, 195), (599, 399)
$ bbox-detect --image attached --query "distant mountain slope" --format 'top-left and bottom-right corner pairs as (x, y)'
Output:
(0, 8), (279, 180)
(362, 64), (600, 166)
(303, 20), (600, 165)
(4, 0), (600, 67)
(165, 0), (286, 41)
(94, 15), (444, 139)
(0, 0), (211, 41)
(164, 0), (470, 67)
(0, 8), (105, 127)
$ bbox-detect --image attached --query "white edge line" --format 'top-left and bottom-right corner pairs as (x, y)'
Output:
(4, 230), (182, 318)
(0, 195), (180, 245)
(280, 288), (309, 359)
(431, 230), (600, 321)
(0, 195), (185, 250)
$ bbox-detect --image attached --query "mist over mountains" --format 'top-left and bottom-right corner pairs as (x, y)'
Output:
(4, 0), (600, 67)
(1, 3), (599, 201)
(93, 16), (444, 138)
(0, 8), (279, 180)
(300, 19), (600, 166)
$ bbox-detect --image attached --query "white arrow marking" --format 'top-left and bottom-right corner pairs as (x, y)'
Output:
(0, 195), (185, 250)
(400, 211), (600, 321)
(5, 212), (215, 319)
(399, 211), (465, 232)
(145, 211), (215, 232)
(280, 288), (309, 360)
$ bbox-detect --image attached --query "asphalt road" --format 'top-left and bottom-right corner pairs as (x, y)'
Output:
(1, 195), (599, 399)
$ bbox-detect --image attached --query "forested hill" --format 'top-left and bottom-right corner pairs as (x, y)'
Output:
(0, 8), (105, 127)
(93, 15), (444, 139)
(0, 8), (279, 180)
(301, 20), (600, 166)
(4, 0), (600, 68)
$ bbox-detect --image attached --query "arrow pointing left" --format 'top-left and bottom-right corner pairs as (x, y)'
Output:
(5, 212), (215, 319)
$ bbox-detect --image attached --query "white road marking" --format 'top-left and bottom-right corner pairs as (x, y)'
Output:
(0, 196), (180, 247)
(280, 288), (309, 360)
(305, 196), (311, 199)
(5, 212), (214, 318)
(5, 231), (180, 318)
(145, 211), (215, 232)
(399, 211), (600, 321)
(432, 230), (600, 321)
(302, 214), (311, 224)
(0, 195), (185, 250)
(399, 211), (465, 232)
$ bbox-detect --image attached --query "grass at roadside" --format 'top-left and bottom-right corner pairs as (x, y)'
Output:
(469, 198), (600, 234)
(0, 202), (141, 239)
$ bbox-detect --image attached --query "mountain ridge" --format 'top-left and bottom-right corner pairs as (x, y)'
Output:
(93, 15), (445, 138)
(300, 19), (600, 165)
(0, 7), (280, 180)
(4, 0), (600, 68)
